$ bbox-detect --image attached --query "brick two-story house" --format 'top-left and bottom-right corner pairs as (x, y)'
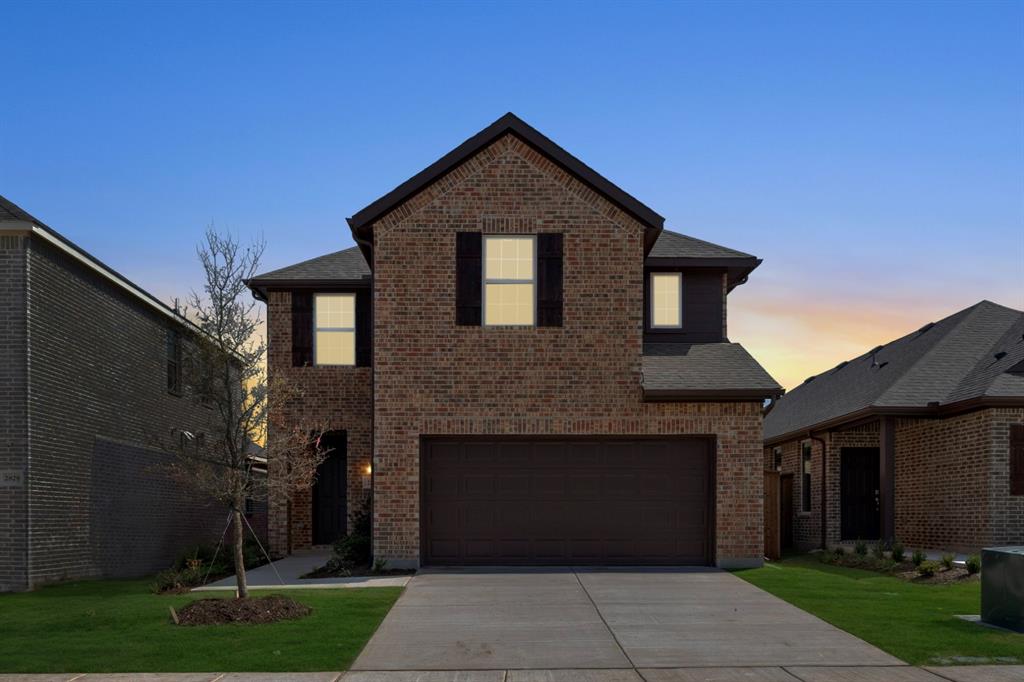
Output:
(248, 114), (782, 569)
(0, 196), (229, 592)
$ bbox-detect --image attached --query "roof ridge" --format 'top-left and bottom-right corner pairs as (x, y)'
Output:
(875, 302), (1013, 406)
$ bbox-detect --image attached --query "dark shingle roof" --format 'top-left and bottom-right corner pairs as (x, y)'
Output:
(649, 230), (756, 260)
(0, 195), (43, 223)
(764, 300), (1024, 441)
(642, 343), (783, 400)
(248, 246), (370, 287)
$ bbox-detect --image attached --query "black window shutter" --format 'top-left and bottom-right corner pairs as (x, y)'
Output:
(355, 289), (372, 367)
(537, 233), (563, 327)
(455, 232), (482, 326)
(1011, 424), (1024, 496)
(292, 292), (313, 367)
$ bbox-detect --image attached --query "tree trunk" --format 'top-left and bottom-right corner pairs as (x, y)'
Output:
(233, 506), (249, 599)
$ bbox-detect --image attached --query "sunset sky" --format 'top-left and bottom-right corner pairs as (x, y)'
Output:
(2, 1), (1021, 390)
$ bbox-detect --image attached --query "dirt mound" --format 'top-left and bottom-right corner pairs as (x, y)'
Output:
(174, 595), (311, 626)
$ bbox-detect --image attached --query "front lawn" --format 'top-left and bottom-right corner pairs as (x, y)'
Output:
(735, 554), (1024, 666)
(0, 579), (402, 673)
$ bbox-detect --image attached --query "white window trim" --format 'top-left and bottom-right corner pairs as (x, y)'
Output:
(649, 271), (683, 329)
(482, 234), (537, 328)
(313, 293), (356, 366)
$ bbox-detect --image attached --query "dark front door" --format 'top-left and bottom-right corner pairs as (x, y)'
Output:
(312, 431), (347, 545)
(780, 474), (794, 550)
(421, 437), (714, 566)
(841, 447), (880, 541)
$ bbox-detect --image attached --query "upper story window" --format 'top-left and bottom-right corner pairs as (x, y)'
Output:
(314, 293), (355, 366)
(483, 235), (535, 326)
(650, 272), (682, 328)
(166, 329), (182, 395)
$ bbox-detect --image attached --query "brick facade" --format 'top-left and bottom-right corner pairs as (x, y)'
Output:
(766, 409), (1024, 553)
(367, 134), (764, 568)
(266, 289), (372, 557)
(0, 232), (227, 591)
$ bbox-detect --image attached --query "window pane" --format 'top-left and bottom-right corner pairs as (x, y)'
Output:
(315, 330), (355, 365)
(485, 237), (533, 280)
(651, 273), (681, 327)
(485, 283), (534, 326)
(315, 294), (355, 329)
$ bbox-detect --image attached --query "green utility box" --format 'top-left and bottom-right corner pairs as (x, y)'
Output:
(981, 546), (1024, 632)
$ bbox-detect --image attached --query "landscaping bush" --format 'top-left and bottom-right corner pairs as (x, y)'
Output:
(940, 553), (955, 570)
(965, 554), (981, 575)
(890, 543), (905, 563)
(153, 539), (268, 594)
(833, 546), (845, 556)
(911, 549), (925, 567)
(917, 560), (939, 578)
(872, 541), (887, 559)
(854, 540), (868, 556)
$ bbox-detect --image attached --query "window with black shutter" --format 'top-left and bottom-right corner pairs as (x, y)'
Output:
(292, 291), (313, 366)
(1011, 424), (1024, 496)
(166, 329), (182, 395)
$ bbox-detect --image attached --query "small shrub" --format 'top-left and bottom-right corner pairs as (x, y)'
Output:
(890, 543), (905, 563)
(918, 560), (939, 578)
(372, 557), (388, 574)
(833, 546), (845, 557)
(911, 549), (926, 567)
(854, 540), (868, 556)
(874, 558), (898, 573)
(872, 542), (886, 559)
(941, 553), (955, 570)
(966, 555), (981, 575)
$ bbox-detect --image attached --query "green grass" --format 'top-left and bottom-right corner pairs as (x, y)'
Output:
(0, 579), (402, 673)
(735, 554), (1024, 666)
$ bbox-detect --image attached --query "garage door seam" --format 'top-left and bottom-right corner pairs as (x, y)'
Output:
(572, 569), (637, 670)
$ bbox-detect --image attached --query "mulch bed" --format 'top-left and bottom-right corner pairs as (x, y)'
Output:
(819, 551), (979, 584)
(173, 595), (311, 626)
(898, 566), (980, 584)
(301, 564), (415, 579)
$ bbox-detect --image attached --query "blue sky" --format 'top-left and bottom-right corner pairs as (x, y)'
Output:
(2, 0), (1021, 387)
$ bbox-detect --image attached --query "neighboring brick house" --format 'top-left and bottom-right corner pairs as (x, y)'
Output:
(764, 300), (1024, 554)
(248, 114), (781, 569)
(0, 196), (229, 592)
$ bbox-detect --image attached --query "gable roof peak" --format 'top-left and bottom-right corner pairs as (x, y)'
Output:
(346, 114), (665, 263)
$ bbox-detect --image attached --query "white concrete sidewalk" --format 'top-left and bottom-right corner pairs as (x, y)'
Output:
(192, 550), (412, 591)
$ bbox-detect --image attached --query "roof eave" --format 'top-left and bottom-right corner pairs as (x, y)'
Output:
(763, 396), (1024, 445)
(645, 256), (762, 291)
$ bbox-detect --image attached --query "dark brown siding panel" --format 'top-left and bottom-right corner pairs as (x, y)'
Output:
(291, 291), (313, 367)
(422, 437), (713, 566)
(455, 232), (482, 326)
(355, 288), (372, 367)
(644, 267), (725, 344)
(1011, 424), (1024, 496)
(537, 233), (563, 327)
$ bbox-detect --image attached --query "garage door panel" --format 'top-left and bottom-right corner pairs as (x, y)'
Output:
(422, 438), (712, 566)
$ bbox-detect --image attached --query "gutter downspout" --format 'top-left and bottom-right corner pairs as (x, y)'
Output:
(808, 432), (828, 550)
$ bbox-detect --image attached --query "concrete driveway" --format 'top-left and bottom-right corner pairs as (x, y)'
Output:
(352, 567), (903, 672)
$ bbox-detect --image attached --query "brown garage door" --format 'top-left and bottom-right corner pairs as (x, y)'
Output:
(421, 438), (713, 566)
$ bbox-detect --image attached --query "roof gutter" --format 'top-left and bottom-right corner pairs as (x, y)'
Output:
(644, 387), (784, 402)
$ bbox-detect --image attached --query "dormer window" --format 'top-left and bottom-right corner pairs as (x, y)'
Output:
(314, 293), (356, 366)
(650, 272), (682, 328)
(483, 235), (535, 326)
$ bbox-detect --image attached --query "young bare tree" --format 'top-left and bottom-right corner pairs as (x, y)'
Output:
(167, 228), (327, 598)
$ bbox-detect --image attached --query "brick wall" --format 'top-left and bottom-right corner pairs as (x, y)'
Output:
(265, 289), (372, 558)
(370, 133), (764, 568)
(0, 234), (29, 592)
(19, 237), (226, 589)
(988, 408), (1024, 545)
